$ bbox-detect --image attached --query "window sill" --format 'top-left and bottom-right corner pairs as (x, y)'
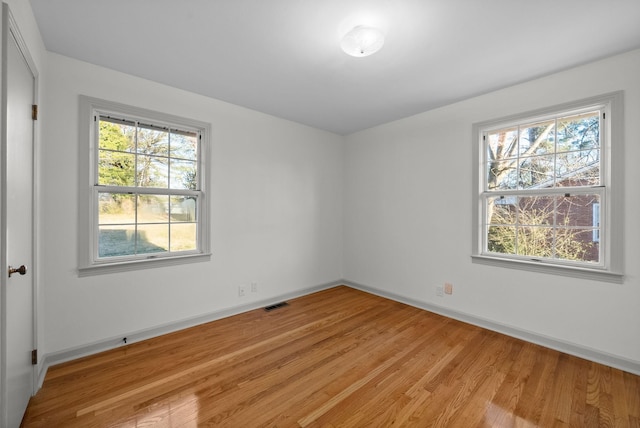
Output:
(471, 255), (623, 284)
(78, 253), (211, 277)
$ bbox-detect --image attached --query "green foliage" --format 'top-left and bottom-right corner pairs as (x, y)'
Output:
(98, 121), (135, 187)
(487, 200), (596, 262)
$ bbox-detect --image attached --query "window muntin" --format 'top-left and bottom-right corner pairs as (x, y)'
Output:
(481, 107), (605, 267)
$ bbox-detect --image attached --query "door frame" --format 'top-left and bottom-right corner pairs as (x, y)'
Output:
(0, 2), (40, 424)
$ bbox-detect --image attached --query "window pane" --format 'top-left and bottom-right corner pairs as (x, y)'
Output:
(136, 224), (168, 254)
(170, 159), (197, 190)
(487, 160), (518, 190)
(138, 194), (169, 255)
(519, 155), (554, 189)
(98, 193), (135, 225)
(138, 195), (169, 223)
(516, 226), (554, 258)
(554, 228), (599, 262)
(98, 193), (136, 257)
(509, 197), (557, 256)
(137, 125), (169, 156)
(170, 131), (197, 160)
(519, 119), (555, 157)
(518, 195), (555, 226)
(488, 196), (517, 225)
(99, 119), (135, 152)
(556, 194), (600, 227)
(556, 111), (599, 153)
(487, 128), (518, 161)
(555, 150), (600, 187)
(170, 223), (197, 252)
(98, 225), (136, 257)
(98, 150), (136, 186)
(98, 119), (136, 186)
(487, 226), (516, 255)
(170, 196), (197, 222)
(137, 155), (168, 188)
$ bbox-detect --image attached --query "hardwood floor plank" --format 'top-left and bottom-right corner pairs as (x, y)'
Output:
(537, 354), (577, 427)
(624, 371), (640, 419)
(430, 333), (516, 427)
(612, 368), (631, 428)
(22, 286), (640, 427)
(513, 346), (561, 425)
(480, 341), (538, 427)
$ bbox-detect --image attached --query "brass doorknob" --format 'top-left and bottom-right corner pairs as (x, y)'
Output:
(8, 265), (27, 277)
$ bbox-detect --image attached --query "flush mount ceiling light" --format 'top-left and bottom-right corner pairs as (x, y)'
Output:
(341, 25), (385, 57)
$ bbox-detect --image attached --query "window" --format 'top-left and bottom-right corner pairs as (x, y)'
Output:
(79, 96), (211, 275)
(472, 92), (623, 282)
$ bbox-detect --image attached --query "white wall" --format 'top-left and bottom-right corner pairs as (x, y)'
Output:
(40, 53), (344, 355)
(344, 49), (640, 365)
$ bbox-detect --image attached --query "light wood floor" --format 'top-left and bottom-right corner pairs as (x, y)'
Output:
(22, 286), (640, 427)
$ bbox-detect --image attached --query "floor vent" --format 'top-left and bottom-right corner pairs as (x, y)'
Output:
(264, 302), (289, 312)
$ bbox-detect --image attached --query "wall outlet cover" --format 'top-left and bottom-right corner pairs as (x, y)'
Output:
(444, 283), (453, 295)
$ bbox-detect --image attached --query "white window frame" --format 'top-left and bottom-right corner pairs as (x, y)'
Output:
(471, 92), (623, 283)
(78, 96), (211, 276)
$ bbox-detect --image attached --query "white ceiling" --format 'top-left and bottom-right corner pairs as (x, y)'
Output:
(29, 0), (640, 135)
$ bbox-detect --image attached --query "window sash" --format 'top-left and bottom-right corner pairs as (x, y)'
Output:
(480, 187), (605, 268)
(93, 186), (202, 264)
(94, 115), (201, 189)
(483, 108), (603, 193)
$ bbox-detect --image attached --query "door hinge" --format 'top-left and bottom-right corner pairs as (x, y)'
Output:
(32, 104), (38, 121)
(32, 349), (38, 365)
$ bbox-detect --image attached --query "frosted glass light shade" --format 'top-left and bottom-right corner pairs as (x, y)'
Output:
(341, 26), (385, 57)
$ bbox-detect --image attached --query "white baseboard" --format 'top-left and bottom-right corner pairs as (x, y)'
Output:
(36, 278), (639, 391)
(36, 280), (341, 389)
(341, 279), (640, 376)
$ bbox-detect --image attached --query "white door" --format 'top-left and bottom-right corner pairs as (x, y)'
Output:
(1, 4), (37, 427)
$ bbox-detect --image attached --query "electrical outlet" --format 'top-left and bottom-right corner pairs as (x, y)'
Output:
(444, 282), (453, 295)
(436, 285), (444, 297)
(238, 285), (246, 297)
(251, 282), (258, 293)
